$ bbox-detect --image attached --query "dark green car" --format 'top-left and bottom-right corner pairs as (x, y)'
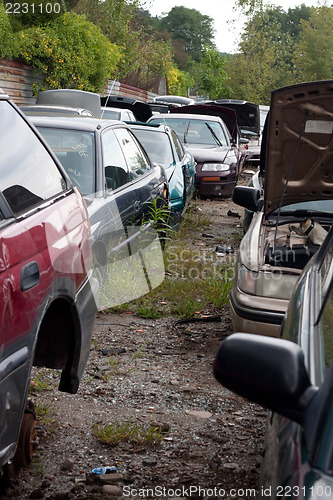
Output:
(214, 224), (333, 499)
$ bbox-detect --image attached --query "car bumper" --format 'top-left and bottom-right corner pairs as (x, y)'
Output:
(195, 177), (236, 197)
(229, 287), (286, 337)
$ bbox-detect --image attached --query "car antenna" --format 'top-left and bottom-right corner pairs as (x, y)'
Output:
(272, 110), (309, 264)
(101, 80), (116, 118)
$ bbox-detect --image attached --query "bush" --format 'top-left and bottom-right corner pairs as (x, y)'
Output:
(0, 3), (17, 58)
(17, 11), (121, 93)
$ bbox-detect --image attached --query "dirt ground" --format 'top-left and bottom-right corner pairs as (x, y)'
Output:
(2, 173), (268, 500)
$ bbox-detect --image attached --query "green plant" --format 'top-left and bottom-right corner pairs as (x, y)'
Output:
(107, 343), (146, 377)
(16, 12), (121, 93)
(91, 421), (165, 447)
(29, 371), (56, 392)
(143, 198), (174, 240)
(34, 401), (52, 419)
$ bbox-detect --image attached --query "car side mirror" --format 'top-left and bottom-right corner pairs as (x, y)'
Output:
(232, 186), (261, 212)
(239, 137), (249, 145)
(214, 333), (318, 425)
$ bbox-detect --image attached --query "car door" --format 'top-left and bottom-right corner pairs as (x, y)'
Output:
(113, 126), (166, 232)
(0, 99), (95, 468)
(101, 126), (139, 257)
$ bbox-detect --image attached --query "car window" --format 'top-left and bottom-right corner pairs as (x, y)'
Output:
(114, 128), (151, 179)
(171, 129), (185, 161)
(150, 118), (228, 146)
(36, 126), (95, 196)
(101, 109), (120, 120)
(132, 129), (174, 166)
(102, 128), (130, 190)
(0, 102), (66, 215)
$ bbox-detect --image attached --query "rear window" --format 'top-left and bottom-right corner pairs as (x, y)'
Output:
(0, 102), (66, 215)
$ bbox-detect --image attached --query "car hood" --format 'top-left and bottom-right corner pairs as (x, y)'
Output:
(184, 144), (229, 163)
(263, 80), (333, 215)
(171, 104), (238, 142)
(214, 100), (260, 136)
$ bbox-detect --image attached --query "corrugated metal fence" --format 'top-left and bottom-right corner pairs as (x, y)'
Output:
(0, 58), (159, 105)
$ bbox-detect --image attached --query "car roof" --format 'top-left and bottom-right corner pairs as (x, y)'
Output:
(20, 105), (93, 115)
(29, 115), (127, 132)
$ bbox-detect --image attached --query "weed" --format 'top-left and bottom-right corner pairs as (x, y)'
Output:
(107, 343), (146, 377)
(29, 370), (58, 393)
(91, 421), (165, 447)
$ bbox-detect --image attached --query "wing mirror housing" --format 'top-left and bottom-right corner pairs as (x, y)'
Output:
(214, 333), (317, 425)
(232, 186), (261, 212)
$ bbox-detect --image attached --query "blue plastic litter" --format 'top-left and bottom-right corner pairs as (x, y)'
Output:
(90, 466), (117, 475)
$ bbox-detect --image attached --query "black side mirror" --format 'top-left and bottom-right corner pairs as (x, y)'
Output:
(214, 333), (317, 425)
(232, 186), (261, 212)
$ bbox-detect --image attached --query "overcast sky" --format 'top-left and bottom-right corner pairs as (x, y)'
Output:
(144, 0), (327, 53)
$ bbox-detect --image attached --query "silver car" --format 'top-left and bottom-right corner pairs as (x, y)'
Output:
(230, 80), (333, 336)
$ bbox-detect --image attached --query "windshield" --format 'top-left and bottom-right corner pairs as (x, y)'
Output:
(273, 199), (333, 215)
(101, 109), (120, 120)
(150, 117), (228, 146)
(37, 126), (95, 195)
(133, 129), (174, 167)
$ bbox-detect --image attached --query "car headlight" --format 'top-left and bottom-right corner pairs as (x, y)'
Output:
(202, 163), (229, 172)
(237, 265), (298, 300)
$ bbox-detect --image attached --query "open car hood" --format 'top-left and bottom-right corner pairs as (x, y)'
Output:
(100, 96), (152, 122)
(170, 103), (239, 142)
(213, 100), (260, 136)
(263, 80), (333, 215)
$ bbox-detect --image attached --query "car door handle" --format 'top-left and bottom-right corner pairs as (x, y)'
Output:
(21, 261), (40, 291)
(133, 200), (141, 213)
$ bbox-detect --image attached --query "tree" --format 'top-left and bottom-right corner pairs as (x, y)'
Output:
(295, 6), (333, 81)
(224, 5), (316, 103)
(74, 0), (138, 46)
(166, 66), (194, 96)
(158, 6), (215, 63)
(190, 46), (228, 99)
(16, 12), (121, 93)
(0, 3), (17, 58)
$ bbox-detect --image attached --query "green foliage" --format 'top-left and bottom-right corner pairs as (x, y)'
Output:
(295, 6), (333, 81)
(225, 5), (316, 103)
(16, 11), (121, 93)
(0, 3), (17, 57)
(124, 38), (175, 91)
(159, 6), (215, 63)
(167, 66), (194, 97)
(190, 45), (228, 99)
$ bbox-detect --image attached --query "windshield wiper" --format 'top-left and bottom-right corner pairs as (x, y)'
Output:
(205, 122), (222, 146)
(279, 209), (333, 218)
